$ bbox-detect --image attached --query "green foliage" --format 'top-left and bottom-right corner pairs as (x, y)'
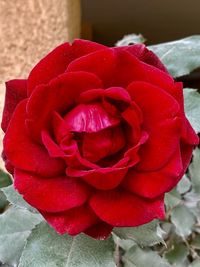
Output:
(149, 35), (200, 77)
(0, 169), (12, 212)
(18, 222), (116, 267)
(184, 89), (200, 133)
(123, 245), (170, 267)
(113, 220), (165, 247)
(0, 206), (42, 266)
(115, 33), (146, 46)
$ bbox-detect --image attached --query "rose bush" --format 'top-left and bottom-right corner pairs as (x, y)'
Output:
(1, 39), (198, 239)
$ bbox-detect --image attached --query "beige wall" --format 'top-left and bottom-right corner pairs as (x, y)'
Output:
(0, 0), (81, 168)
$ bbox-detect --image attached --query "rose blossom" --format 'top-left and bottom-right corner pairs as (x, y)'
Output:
(1, 39), (198, 239)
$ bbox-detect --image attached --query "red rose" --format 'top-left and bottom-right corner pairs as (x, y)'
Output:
(2, 39), (198, 239)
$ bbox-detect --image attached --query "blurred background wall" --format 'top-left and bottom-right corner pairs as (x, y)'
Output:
(81, 0), (200, 45)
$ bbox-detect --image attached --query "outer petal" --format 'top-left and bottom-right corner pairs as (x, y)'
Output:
(26, 71), (102, 141)
(127, 81), (181, 170)
(3, 100), (65, 177)
(90, 190), (165, 226)
(67, 48), (173, 89)
(115, 44), (168, 73)
(14, 169), (90, 212)
(27, 39), (106, 95)
(180, 142), (197, 174)
(123, 147), (183, 198)
(1, 79), (27, 132)
(84, 222), (113, 240)
(41, 205), (98, 235)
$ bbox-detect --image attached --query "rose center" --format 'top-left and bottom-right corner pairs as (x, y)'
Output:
(63, 103), (125, 162)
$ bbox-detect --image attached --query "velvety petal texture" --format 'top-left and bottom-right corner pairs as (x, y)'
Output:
(1, 39), (198, 240)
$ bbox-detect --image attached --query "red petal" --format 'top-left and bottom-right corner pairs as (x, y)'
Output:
(84, 222), (113, 240)
(90, 190), (165, 226)
(67, 48), (173, 89)
(123, 147), (183, 198)
(180, 142), (197, 174)
(71, 39), (106, 58)
(60, 135), (98, 169)
(28, 42), (71, 95)
(127, 81), (180, 126)
(78, 89), (105, 104)
(82, 126), (125, 162)
(67, 167), (128, 190)
(127, 81), (181, 170)
(3, 100), (65, 177)
(115, 44), (168, 73)
(67, 48), (117, 87)
(14, 169), (90, 212)
(105, 87), (131, 103)
(41, 205), (98, 235)
(27, 39), (105, 95)
(122, 103), (143, 144)
(41, 131), (66, 158)
(1, 79), (27, 132)
(27, 71), (102, 141)
(64, 103), (120, 133)
(137, 117), (182, 171)
(182, 119), (199, 145)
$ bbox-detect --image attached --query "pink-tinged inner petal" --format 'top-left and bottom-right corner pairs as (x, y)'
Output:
(41, 205), (98, 235)
(123, 146), (183, 199)
(14, 169), (90, 212)
(64, 103), (120, 133)
(90, 190), (165, 226)
(2, 79), (27, 132)
(3, 100), (65, 177)
(26, 71), (102, 141)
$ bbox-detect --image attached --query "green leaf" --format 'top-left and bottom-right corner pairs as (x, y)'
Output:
(149, 35), (200, 77)
(112, 233), (136, 251)
(177, 175), (191, 195)
(116, 33), (145, 46)
(113, 220), (164, 247)
(164, 243), (189, 265)
(0, 206), (42, 266)
(0, 169), (12, 188)
(1, 185), (38, 213)
(189, 259), (200, 267)
(184, 89), (200, 133)
(171, 204), (196, 237)
(165, 189), (182, 209)
(0, 191), (8, 211)
(189, 148), (200, 193)
(191, 234), (200, 249)
(19, 222), (116, 267)
(123, 245), (170, 267)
